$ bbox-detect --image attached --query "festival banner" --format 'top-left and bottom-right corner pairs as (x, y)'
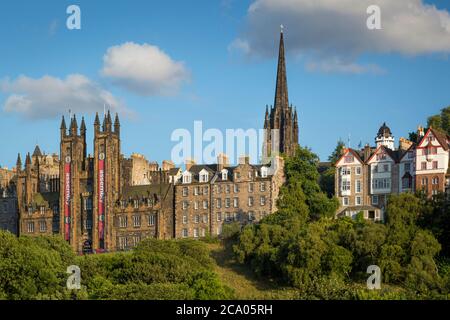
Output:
(64, 156), (71, 241)
(98, 152), (105, 247)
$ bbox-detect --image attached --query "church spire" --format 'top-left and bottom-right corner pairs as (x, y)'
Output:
(274, 26), (289, 111)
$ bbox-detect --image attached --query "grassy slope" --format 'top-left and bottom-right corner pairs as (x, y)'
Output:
(206, 242), (299, 299)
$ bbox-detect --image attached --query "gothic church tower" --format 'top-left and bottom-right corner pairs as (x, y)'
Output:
(263, 27), (299, 159)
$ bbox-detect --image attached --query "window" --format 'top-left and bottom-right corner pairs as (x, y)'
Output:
(422, 177), (428, 186)
(373, 165), (378, 173)
(133, 215), (141, 227)
(120, 200), (126, 209)
(248, 196), (254, 207)
(234, 172), (241, 180)
(216, 198), (222, 209)
(260, 196), (266, 206)
(372, 178), (391, 190)
(383, 164), (389, 172)
(202, 215), (208, 223)
(217, 185), (222, 194)
(261, 167), (268, 178)
(234, 184), (239, 193)
(432, 177), (439, 185)
(39, 220), (46, 232)
(182, 173), (192, 184)
(225, 185), (230, 194)
(194, 201), (199, 210)
(225, 198), (230, 208)
(183, 229), (188, 238)
(182, 201), (189, 210)
(132, 236), (140, 247)
(341, 179), (351, 191)
(195, 215), (200, 223)
(194, 186), (199, 196)
(199, 172), (209, 183)
(40, 206), (45, 215)
(248, 171), (252, 179)
(376, 152), (386, 161)
(341, 167), (351, 175)
(148, 214), (155, 226)
(372, 195), (378, 205)
(248, 183), (254, 193)
(344, 155), (354, 163)
(203, 200), (208, 209)
(233, 197), (239, 208)
(404, 163), (411, 172)
(356, 196), (362, 206)
(200, 228), (206, 237)
(119, 237), (128, 250)
(221, 170), (228, 180)
(27, 221), (34, 233)
(119, 216), (128, 228)
(343, 197), (349, 206)
(182, 215), (188, 224)
(356, 167), (362, 175)
(260, 182), (266, 192)
(217, 212), (222, 221)
(421, 162), (427, 170)
(203, 186), (208, 195)
(182, 187), (188, 197)
(86, 220), (92, 230)
(402, 177), (412, 189)
(28, 207), (33, 215)
(408, 151), (414, 159)
(433, 161), (438, 170)
(356, 180), (362, 193)
(248, 211), (255, 221)
(225, 212), (231, 222)
(133, 200), (139, 209)
(194, 228), (199, 238)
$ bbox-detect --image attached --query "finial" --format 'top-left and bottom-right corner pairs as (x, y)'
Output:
(280, 24), (284, 33)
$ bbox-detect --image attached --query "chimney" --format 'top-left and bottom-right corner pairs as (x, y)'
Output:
(162, 160), (175, 171)
(238, 155), (250, 165)
(363, 144), (371, 161)
(399, 137), (413, 151)
(185, 159), (196, 171)
(217, 153), (229, 171)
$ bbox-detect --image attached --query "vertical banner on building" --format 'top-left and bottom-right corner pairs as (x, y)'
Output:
(98, 152), (105, 248)
(64, 156), (71, 241)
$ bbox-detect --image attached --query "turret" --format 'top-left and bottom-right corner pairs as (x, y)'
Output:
(16, 153), (22, 172)
(70, 114), (78, 136)
(94, 112), (100, 134)
(114, 112), (120, 136)
(60, 115), (67, 139)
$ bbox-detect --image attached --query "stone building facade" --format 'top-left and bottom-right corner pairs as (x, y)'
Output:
(174, 155), (285, 239)
(5, 31), (294, 253)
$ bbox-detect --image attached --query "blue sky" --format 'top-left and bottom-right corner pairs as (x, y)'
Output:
(1, 0), (450, 168)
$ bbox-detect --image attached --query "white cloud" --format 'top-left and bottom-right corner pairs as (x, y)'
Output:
(231, 0), (450, 73)
(101, 42), (190, 96)
(0, 74), (129, 119)
(306, 58), (386, 75)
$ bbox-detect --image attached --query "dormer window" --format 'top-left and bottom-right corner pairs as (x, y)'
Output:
(199, 169), (209, 183)
(221, 169), (228, 180)
(182, 171), (192, 184)
(261, 167), (268, 178)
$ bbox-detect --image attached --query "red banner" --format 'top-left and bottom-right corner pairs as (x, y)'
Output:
(98, 154), (105, 245)
(64, 161), (71, 241)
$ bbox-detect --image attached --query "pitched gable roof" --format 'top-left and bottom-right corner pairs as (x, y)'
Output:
(335, 148), (364, 166)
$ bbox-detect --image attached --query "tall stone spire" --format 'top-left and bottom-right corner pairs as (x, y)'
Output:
(274, 26), (289, 111)
(263, 26), (298, 159)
